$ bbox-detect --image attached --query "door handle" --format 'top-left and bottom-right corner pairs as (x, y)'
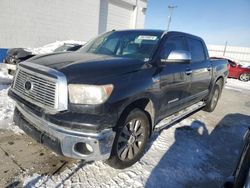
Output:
(185, 70), (192, 75)
(207, 66), (212, 71)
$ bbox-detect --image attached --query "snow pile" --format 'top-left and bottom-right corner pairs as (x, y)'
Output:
(26, 40), (85, 55)
(225, 78), (250, 92)
(0, 65), (13, 85)
(0, 67), (23, 133)
(22, 173), (41, 188)
(0, 85), (14, 121)
(0, 67), (14, 121)
(0, 86), (22, 134)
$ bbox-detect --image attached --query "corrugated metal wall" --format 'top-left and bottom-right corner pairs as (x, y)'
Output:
(0, 0), (147, 49)
(207, 44), (250, 65)
(0, 0), (100, 48)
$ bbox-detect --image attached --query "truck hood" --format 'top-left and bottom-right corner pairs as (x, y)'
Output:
(26, 52), (147, 84)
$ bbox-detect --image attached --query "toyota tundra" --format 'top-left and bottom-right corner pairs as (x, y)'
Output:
(8, 30), (228, 169)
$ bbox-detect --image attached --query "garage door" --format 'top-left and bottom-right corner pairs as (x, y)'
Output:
(106, 0), (134, 31)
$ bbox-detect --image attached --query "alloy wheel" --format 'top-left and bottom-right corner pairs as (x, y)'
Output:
(117, 119), (146, 161)
(240, 73), (250, 82)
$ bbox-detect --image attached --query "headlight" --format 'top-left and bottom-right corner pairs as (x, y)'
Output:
(68, 84), (113, 104)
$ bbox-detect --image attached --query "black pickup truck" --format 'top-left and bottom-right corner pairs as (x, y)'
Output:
(8, 30), (228, 169)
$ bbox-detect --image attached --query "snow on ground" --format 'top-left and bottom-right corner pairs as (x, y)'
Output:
(225, 78), (250, 92)
(0, 85), (14, 121)
(26, 40), (85, 55)
(0, 66), (14, 122)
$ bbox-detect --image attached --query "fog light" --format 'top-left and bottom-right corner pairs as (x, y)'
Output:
(74, 142), (93, 155)
(86, 143), (94, 153)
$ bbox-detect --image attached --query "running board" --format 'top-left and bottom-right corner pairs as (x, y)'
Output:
(154, 101), (206, 131)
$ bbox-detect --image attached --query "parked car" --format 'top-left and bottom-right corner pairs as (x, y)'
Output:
(8, 30), (228, 169)
(3, 42), (83, 75)
(211, 57), (250, 81)
(223, 128), (250, 188)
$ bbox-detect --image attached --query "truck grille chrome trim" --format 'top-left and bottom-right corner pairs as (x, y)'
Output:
(11, 61), (68, 112)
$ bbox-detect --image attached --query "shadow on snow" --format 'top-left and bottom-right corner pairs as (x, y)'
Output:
(145, 113), (250, 188)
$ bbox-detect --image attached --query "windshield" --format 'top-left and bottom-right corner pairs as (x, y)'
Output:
(79, 31), (163, 61)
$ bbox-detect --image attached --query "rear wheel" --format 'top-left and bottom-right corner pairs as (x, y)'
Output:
(204, 81), (222, 112)
(239, 73), (250, 82)
(107, 108), (150, 169)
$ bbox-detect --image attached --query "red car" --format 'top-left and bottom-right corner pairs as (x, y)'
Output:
(211, 57), (250, 82)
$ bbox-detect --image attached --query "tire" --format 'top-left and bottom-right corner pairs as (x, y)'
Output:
(203, 81), (222, 112)
(106, 108), (150, 169)
(239, 73), (250, 82)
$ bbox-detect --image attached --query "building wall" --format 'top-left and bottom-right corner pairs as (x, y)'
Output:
(207, 44), (250, 65)
(0, 0), (100, 48)
(0, 0), (147, 48)
(135, 0), (147, 29)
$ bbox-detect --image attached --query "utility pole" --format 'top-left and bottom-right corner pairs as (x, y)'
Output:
(223, 41), (228, 56)
(167, 5), (177, 31)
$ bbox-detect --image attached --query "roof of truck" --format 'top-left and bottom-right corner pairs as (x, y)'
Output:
(110, 29), (203, 40)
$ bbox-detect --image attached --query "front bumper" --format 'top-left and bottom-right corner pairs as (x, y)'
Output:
(14, 103), (116, 161)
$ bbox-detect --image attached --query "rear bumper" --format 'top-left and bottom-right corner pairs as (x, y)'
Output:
(14, 103), (116, 161)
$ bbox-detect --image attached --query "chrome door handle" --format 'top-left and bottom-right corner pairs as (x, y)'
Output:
(185, 70), (192, 75)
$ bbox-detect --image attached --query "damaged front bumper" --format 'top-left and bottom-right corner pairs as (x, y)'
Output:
(14, 103), (116, 161)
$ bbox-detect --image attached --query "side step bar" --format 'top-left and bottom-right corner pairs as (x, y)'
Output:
(154, 101), (206, 131)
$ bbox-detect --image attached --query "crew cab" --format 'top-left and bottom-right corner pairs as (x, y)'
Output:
(8, 30), (228, 169)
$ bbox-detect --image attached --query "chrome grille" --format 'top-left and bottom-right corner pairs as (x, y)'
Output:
(13, 68), (57, 108)
(11, 62), (68, 113)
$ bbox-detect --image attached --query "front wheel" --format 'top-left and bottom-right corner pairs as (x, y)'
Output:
(239, 73), (250, 82)
(106, 108), (150, 169)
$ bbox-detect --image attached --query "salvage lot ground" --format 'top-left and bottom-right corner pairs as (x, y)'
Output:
(0, 68), (250, 188)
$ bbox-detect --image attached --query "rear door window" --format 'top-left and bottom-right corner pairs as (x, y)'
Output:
(187, 38), (205, 62)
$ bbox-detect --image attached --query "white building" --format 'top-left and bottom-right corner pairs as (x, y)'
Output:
(0, 0), (147, 48)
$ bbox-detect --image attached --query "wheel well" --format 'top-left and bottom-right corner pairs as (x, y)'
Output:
(205, 76), (224, 102)
(216, 76), (224, 88)
(117, 98), (155, 136)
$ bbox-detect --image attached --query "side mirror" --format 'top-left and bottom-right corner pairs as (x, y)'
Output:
(161, 50), (191, 64)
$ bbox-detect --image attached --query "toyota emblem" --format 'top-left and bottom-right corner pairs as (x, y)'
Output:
(24, 81), (32, 91)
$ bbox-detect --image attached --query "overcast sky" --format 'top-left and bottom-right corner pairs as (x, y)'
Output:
(145, 0), (250, 47)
